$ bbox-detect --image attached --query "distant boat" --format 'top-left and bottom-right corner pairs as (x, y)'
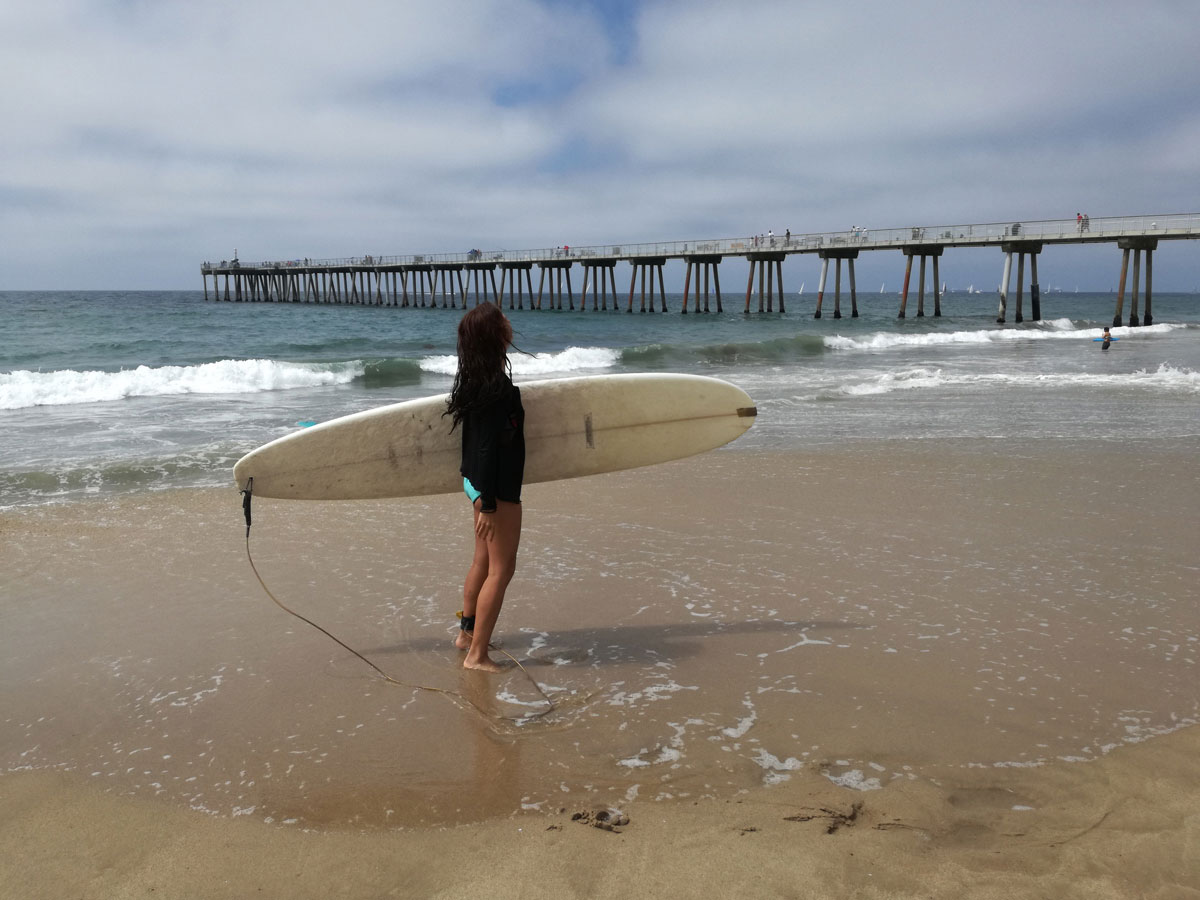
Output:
(940, 282), (946, 296)
(880, 283), (885, 293)
(798, 282), (805, 295)
(967, 284), (975, 294)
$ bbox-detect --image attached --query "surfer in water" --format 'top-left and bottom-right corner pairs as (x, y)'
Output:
(445, 303), (526, 672)
(1101, 326), (1112, 350)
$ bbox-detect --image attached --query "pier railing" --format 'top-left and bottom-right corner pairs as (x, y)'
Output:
(202, 213), (1200, 272)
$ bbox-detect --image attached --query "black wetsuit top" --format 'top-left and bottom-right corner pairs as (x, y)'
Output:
(459, 379), (525, 512)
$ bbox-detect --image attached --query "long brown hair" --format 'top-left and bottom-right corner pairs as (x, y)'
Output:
(445, 303), (513, 429)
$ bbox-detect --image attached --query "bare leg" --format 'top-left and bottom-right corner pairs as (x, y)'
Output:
(455, 525), (489, 650)
(463, 500), (522, 672)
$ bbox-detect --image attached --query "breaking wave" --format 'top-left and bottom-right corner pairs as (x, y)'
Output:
(825, 321), (1185, 351)
(0, 359), (366, 410)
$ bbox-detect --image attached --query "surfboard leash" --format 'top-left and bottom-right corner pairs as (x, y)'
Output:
(239, 478), (555, 718)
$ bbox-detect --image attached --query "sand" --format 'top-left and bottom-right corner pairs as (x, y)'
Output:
(2, 440), (1198, 898)
(2, 723), (1199, 899)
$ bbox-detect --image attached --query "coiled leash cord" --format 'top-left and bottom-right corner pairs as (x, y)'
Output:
(240, 478), (554, 718)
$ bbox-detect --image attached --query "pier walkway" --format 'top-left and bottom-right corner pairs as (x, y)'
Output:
(201, 212), (1200, 326)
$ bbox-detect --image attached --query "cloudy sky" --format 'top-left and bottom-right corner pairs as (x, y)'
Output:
(3, 0), (1199, 290)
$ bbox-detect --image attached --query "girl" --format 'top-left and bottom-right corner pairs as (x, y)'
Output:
(445, 304), (525, 672)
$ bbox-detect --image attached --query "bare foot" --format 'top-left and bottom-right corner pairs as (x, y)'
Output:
(454, 630), (472, 651)
(463, 655), (506, 673)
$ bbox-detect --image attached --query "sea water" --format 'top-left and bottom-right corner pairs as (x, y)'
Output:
(0, 290), (1197, 508)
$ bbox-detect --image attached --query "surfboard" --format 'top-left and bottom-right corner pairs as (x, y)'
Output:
(1093, 337), (1119, 341)
(234, 373), (757, 500)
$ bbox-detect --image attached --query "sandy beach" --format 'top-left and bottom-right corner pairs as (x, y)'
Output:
(3, 440), (1198, 898)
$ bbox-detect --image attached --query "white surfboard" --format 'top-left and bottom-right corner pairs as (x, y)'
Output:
(234, 373), (757, 500)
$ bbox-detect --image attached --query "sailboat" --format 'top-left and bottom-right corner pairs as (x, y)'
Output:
(967, 284), (975, 294)
(940, 282), (946, 296)
(798, 282), (805, 295)
(880, 283), (885, 293)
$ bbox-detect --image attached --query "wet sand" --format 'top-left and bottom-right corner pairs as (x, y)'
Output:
(3, 725), (1197, 899)
(2, 439), (1198, 897)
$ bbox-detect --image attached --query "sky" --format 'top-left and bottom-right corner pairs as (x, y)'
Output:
(2, 0), (1199, 291)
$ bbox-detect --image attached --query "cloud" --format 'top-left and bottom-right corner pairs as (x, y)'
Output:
(1, 0), (1198, 288)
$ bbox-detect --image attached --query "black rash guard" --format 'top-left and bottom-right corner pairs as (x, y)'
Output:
(459, 379), (525, 512)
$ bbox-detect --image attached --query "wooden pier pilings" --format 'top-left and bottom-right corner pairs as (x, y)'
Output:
(1112, 238), (1157, 326)
(744, 253), (785, 314)
(628, 258), (667, 313)
(580, 259), (619, 311)
(682, 255), (722, 313)
(993, 242), (1042, 324)
(814, 249), (859, 319)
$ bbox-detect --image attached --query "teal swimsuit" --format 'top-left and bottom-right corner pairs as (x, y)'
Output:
(463, 476), (482, 504)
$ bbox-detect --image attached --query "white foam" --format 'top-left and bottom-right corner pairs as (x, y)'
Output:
(607, 680), (699, 707)
(420, 346), (619, 377)
(722, 700), (758, 739)
(751, 749), (804, 785)
(617, 720), (696, 768)
(618, 746), (682, 768)
(822, 768), (883, 791)
(834, 363), (1200, 398)
(825, 321), (1183, 351)
(777, 634), (832, 651)
(495, 690), (549, 709)
(0, 359), (363, 409)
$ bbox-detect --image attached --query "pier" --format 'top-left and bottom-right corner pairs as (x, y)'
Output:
(201, 213), (1200, 326)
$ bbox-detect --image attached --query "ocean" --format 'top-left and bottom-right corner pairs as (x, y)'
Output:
(1, 290), (1197, 509)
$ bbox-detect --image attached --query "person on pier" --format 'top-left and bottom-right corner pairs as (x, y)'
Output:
(445, 304), (526, 672)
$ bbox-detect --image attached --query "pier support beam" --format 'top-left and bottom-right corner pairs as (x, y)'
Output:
(745, 253), (785, 314)
(816, 249), (859, 319)
(997, 252), (1012, 323)
(1129, 249), (1141, 327)
(432, 265), (465, 308)
(932, 255), (941, 317)
(627, 258), (668, 312)
(1113, 238), (1157, 327)
(917, 255), (927, 317)
(537, 261), (574, 310)
(464, 263), (495, 307)
(997, 243), (1043, 323)
(1015, 253), (1025, 323)
(814, 257), (829, 318)
(581, 260), (619, 311)
(410, 266), (431, 307)
(898, 246), (942, 318)
(499, 262), (532, 310)
(1029, 255), (1040, 321)
(1144, 245), (1153, 326)
(848, 254), (858, 317)
(682, 255), (722, 314)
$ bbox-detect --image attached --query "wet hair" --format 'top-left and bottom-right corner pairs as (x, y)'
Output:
(445, 303), (513, 430)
